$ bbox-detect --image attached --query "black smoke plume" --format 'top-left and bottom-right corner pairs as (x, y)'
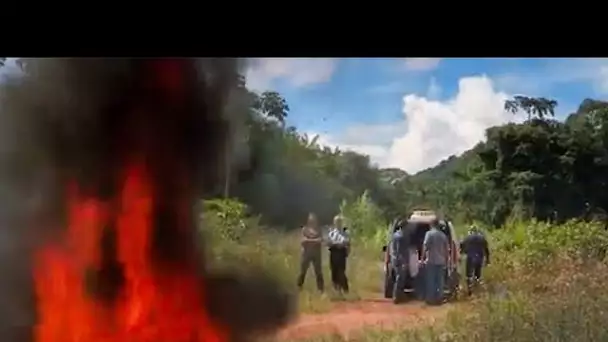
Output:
(0, 58), (293, 342)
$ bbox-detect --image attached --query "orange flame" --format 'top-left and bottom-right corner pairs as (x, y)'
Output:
(33, 162), (227, 342)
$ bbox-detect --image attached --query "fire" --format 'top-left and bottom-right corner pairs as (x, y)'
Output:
(32, 59), (229, 342)
(33, 163), (227, 342)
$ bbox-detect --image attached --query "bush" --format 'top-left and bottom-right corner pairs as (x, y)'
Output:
(339, 191), (388, 247)
(492, 219), (608, 268)
(201, 198), (260, 243)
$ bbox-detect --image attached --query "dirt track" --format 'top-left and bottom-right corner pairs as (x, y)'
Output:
(276, 297), (454, 341)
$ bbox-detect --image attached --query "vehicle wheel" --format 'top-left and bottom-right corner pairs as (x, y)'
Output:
(403, 290), (416, 302)
(393, 285), (406, 304)
(384, 269), (395, 299)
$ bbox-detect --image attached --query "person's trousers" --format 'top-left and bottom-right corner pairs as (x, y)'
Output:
(465, 257), (483, 290)
(392, 262), (407, 300)
(425, 264), (446, 305)
(297, 252), (324, 291)
(329, 247), (349, 293)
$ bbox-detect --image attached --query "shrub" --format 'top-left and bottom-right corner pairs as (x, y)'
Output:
(201, 198), (260, 243)
(339, 191), (388, 247)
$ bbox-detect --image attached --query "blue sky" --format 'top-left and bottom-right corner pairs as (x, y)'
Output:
(246, 58), (608, 173)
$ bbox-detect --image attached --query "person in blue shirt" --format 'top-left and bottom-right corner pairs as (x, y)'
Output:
(422, 220), (449, 305)
(388, 219), (410, 303)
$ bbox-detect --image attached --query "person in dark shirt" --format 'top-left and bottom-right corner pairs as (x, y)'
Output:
(388, 220), (411, 303)
(297, 213), (325, 292)
(459, 225), (490, 294)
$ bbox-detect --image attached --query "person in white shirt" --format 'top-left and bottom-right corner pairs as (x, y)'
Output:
(327, 215), (350, 293)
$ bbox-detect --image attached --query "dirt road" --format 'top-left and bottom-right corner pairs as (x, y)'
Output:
(276, 298), (454, 341)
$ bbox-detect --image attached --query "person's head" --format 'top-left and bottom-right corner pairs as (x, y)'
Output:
(333, 215), (343, 229)
(307, 213), (318, 227)
(431, 219), (440, 230)
(468, 225), (479, 235)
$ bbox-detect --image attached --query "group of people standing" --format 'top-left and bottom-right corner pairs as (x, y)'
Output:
(390, 219), (490, 305)
(297, 213), (350, 293)
(296, 212), (491, 302)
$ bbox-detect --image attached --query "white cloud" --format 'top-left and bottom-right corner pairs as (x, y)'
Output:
(403, 58), (442, 71)
(312, 131), (392, 168)
(387, 75), (512, 173)
(308, 123), (405, 167)
(313, 76), (514, 173)
(245, 58), (338, 92)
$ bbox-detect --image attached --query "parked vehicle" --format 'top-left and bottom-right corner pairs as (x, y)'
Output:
(381, 210), (460, 303)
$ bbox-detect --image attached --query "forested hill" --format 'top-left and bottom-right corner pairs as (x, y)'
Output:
(404, 97), (608, 227)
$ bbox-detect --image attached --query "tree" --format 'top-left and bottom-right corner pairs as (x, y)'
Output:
(253, 91), (290, 124)
(504, 95), (558, 121)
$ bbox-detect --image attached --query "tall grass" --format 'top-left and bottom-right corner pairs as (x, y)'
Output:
(200, 195), (387, 314)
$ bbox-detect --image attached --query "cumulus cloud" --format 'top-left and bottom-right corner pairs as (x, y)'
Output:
(313, 134), (389, 168)
(314, 75), (513, 173)
(245, 58), (338, 92)
(403, 58), (442, 71)
(387, 75), (512, 173)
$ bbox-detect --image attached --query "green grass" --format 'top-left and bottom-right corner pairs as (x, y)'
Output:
(207, 228), (385, 314)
